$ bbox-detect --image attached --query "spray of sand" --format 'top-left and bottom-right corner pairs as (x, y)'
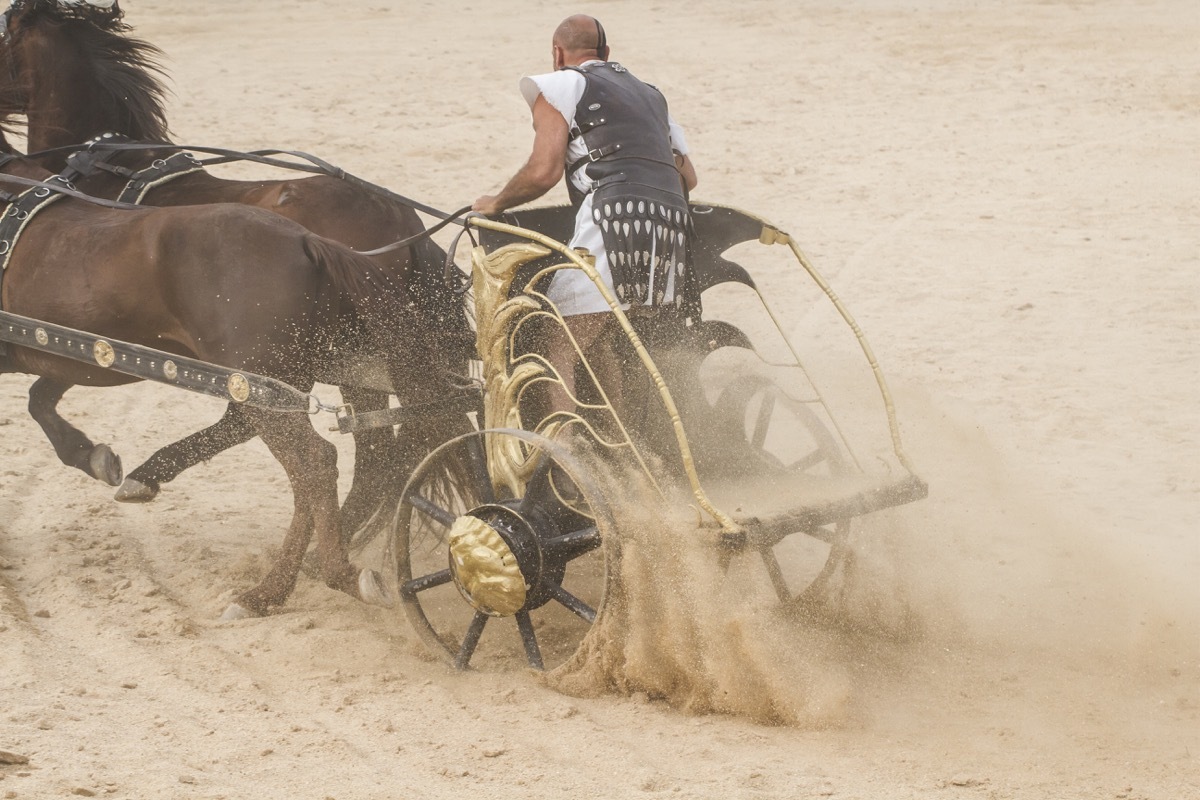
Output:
(541, 391), (1200, 740)
(541, 448), (927, 727)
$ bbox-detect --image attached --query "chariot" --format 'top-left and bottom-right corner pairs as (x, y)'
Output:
(0, 0), (924, 671)
(0, 159), (926, 670)
(349, 201), (929, 671)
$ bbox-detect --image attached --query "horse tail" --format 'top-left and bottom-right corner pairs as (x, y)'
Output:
(301, 233), (407, 320)
(301, 233), (477, 550)
(303, 232), (464, 398)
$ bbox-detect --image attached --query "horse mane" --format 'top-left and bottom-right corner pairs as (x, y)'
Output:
(15, 0), (173, 142)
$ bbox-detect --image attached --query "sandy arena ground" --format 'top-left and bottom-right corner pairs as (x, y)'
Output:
(1, 1), (1198, 798)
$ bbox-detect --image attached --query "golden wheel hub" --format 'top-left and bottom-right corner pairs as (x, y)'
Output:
(447, 515), (527, 617)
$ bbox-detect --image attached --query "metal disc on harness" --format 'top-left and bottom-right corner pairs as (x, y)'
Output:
(93, 340), (115, 368)
(227, 373), (251, 403)
(0, 311), (317, 413)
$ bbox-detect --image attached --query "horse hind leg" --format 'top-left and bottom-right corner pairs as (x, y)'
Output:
(336, 387), (478, 552)
(28, 377), (123, 486)
(335, 385), (398, 542)
(116, 402), (256, 503)
(223, 408), (390, 619)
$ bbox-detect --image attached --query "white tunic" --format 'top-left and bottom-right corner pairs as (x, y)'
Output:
(520, 62), (690, 316)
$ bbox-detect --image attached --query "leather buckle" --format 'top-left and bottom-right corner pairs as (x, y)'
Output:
(586, 143), (620, 162)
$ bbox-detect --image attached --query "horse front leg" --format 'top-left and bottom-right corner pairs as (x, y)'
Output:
(27, 377), (123, 486)
(222, 408), (389, 619)
(116, 402), (257, 502)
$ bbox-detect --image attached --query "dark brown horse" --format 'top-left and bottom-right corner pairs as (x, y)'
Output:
(0, 124), (452, 616)
(0, 0), (471, 530)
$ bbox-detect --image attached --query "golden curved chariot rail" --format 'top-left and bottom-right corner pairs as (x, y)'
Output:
(748, 213), (917, 476)
(464, 208), (920, 534)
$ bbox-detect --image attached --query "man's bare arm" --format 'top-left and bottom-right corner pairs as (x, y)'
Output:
(473, 96), (569, 216)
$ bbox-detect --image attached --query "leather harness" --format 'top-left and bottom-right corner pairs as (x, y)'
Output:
(0, 154), (70, 275)
(0, 134), (201, 278)
(61, 133), (204, 204)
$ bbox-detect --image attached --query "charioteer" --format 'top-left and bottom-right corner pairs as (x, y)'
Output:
(473, 13), (698, 418)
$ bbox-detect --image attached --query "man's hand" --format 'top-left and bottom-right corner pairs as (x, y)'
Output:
(472, 195), (504, 216)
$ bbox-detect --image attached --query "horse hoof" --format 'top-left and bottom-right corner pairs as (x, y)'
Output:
(358, 569), (394, 608)
(220, 603), (257, 621)
(114, 478), (159, 504)
(89, 445), (124, 487)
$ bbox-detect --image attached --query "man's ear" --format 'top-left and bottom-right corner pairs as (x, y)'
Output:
(553, 44), (565, 70)
(599, 45), (610, 61)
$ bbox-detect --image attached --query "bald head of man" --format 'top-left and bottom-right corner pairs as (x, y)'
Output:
(552, 14), (609, 70)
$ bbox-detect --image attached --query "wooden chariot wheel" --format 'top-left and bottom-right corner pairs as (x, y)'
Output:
(711, 375), (853, 607)
(392, 429), (613, 670)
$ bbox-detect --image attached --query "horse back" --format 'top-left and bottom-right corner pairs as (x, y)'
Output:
(149, 172), (424, 253)
(1, 201), (357, 382)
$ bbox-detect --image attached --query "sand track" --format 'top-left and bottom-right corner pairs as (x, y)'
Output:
(1, 2), (1197, 798)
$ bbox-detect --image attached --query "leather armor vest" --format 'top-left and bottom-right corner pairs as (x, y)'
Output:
(564, 62), (694, 314)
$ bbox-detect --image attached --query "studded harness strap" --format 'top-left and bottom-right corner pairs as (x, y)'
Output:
(0, 154), (69, 357)
(0, 155), (71, 275)
(0, 135), (194, 282)
(62, 133), (205, 204)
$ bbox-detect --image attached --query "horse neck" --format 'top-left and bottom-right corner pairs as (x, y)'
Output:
(0, 154), (52, 185)
(131, 170), (259, 206)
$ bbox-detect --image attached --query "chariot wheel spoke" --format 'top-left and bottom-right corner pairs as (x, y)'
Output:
(518, 452), (554, 514)
(787, 448), (827, 472)
(546, 582), (596, 624)
(713, 376), (854, 608)
(751, 391), (775, 450)
(454, 611), (489, 670)
(760, 547), (791, 603)
(400, 568), (452, 599)
(407, 494), (457, 528)
(515, 611), (544, 670)
(398, 430), (609, 672)
(805, 525), (840, 545)
(456, 434), (494, 503)
(543, 525), (600, 561)
(466, 435), (496, 504)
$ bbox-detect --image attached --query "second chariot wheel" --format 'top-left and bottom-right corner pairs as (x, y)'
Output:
(711, 375), (853, 607)
(393, 428), (613, 671)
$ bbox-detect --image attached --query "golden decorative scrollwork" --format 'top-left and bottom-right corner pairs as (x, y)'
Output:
(464, 216), (742, 535)
(469, 242), (565, 498)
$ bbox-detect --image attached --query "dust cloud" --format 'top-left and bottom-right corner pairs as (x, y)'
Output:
(542, 392), (1199, 743)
